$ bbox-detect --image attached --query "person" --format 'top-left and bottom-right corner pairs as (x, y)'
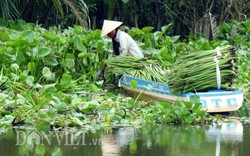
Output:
(101, 20), (144, 58)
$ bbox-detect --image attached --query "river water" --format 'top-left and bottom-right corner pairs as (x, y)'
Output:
(0, 119), (249, 156)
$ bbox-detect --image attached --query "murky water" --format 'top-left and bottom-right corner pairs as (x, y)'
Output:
(0, 119), (250, 156)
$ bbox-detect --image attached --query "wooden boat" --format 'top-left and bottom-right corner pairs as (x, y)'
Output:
(118, 74), (243, 113)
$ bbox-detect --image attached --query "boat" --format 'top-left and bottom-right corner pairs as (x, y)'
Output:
(118, 74), (243, 113)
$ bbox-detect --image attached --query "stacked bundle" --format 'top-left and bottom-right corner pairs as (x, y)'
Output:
(104, 56), (168, 83)
(168, 45), (238, 93)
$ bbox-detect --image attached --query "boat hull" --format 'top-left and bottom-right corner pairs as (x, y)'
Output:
(119, 74), (243, 113)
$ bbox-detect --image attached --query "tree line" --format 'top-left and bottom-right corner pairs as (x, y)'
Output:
(1, 0), (250, 38)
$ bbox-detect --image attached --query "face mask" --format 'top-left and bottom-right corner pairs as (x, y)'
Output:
(107, 31), (115, 38)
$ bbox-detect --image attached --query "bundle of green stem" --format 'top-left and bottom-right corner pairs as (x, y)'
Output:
(104, 56), (168, 83)
(168, 45), (238, 93)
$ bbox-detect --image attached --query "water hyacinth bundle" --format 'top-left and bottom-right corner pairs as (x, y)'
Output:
(104, 56), (168, 83)
(168, 45), (238, 93)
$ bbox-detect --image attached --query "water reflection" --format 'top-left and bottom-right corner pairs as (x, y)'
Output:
(101, 127), (135, 156)
(206, 119), (243, 156)
(0, 120), (249, 156)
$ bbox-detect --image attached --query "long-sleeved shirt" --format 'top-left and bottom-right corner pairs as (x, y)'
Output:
(114, 30), (144, 58)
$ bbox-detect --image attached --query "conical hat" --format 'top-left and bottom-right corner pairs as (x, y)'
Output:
(101, 20), (123, 37)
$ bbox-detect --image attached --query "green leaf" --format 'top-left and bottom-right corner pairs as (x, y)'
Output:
(5, 115), (15, 124)
(38, 47), (51, 58)
(71, 116), (84, 126)
(155, 100), (172, 109)
(38, 111), (49, 119)
(129, 28), (143, 36)
(10, 63), (19, 71)
(196, 110), (207, 116)
(61, 74), (72, 85)
(78, 52), (89, 58)
(55, 83), (63, 91)
(192, 102), (202, 112)
(184, 101), (193, 109)
(74, 35), (87, 52)
(19, 72), (28, 80)
(234, 35), (247, 44)
(47, 108), (57, 118)
(154, 31), (164, 40)
(55, 103), (67, 111)
(65, 58), (75, 69)
(37, 120), (50, 131)
(25, 76), (34, 86)
(63, 53), (75, 69)
(44, 84), (57, 92)
(190, 95), (200, 104)
(44, 57), (58, 66)
(161, 23), (172, 33)
(38, 37), (47, 46)
(16, 51), (26, 63)
(174, 109), (182, 116)
(89, 84), (98, 93)
(28, 62), (36, 72)
(142, 26), (154, 33)
(22, 30), (35, 43)
(238, 49), (250, 56)
(65, 53), (74, 59)
(42, 67), (52, 79)
(43, 32), (58, 41)
(130, 80), (138, 89)
(170, 36), (180, 43)
(10, 73), (19, 80)
(0, 93), (8, 105)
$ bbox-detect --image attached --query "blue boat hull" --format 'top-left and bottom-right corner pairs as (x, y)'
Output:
(119, 74), (243, 113)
